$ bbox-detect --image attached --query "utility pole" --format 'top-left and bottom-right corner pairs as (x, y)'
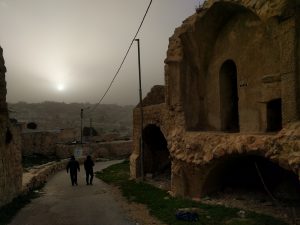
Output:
(89, 118), (93, 139)
(135, 38), (144, 181)
(80, 108), (83, 144)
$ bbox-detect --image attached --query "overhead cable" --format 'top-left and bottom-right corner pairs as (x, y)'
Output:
(85, 0), (153, 115)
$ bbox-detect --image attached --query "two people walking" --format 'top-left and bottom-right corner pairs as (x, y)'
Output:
(66, 155), (94, 186)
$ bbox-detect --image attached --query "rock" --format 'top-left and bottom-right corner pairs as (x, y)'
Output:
(237, 210), (246, 218)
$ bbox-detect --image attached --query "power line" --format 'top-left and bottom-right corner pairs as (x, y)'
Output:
(85, 0), (153, 115)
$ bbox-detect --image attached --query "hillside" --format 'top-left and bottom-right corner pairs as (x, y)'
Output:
(8, 102), (134, 136)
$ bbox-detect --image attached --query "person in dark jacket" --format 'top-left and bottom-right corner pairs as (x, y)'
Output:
(66, 155), (80, 186)
(84, 155), (95, 185)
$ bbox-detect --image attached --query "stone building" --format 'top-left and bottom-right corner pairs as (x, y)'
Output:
(131, 0), (300, 199)
(0, 46), (22, 206)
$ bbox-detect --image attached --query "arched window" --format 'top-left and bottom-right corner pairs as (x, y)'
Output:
(220, 60), (239, 132)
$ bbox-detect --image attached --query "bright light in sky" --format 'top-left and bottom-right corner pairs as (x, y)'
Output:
(57, 84), (65, 91)
(0, 0), (204, 104)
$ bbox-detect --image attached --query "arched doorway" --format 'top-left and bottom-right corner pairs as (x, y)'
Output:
(142, 125), (170, 178)
(220, 60), (239, 132)
(267, 99), (282, 132)
(201, 155), (300, 204)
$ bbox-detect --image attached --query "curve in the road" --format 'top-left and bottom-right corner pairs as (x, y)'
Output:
(9, 160), (135, 225)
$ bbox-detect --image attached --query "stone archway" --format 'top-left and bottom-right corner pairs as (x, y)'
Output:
(142, 124), (170, 178)
(220, 60), (239, 132)
(200, 155), (300, 203)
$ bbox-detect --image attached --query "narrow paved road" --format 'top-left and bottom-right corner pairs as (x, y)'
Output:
(9, 160), (136, 225)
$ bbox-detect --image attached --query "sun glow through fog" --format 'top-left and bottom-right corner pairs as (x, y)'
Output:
(57, 84), (65, 91)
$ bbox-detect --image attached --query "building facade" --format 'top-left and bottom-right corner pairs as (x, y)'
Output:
(131, 0), (300, 198)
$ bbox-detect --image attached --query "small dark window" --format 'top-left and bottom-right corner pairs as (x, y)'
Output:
(220, 60), (239, 132)
(5, 127), (12, 144)
(27, 122), (37, 130)
(267, 99), (282, 132)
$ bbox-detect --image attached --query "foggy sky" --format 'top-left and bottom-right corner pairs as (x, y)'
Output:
(0, 0), (203, 105)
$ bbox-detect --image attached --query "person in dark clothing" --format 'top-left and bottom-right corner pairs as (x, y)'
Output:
(66, 155), (80, 186)
(84, 155), (94, 185)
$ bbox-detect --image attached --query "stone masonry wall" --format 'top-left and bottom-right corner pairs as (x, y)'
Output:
(21, 128), (131, 160)
(136, 85), (165, 108)
(55, 141), (132, 159)
(0, 46), (22, 207)
(131, 0), (300, 199)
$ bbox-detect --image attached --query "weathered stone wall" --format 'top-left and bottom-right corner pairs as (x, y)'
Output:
(21, 128), (80, 156)
(22, 157), (86, 194)
(203, 0), (296, 20)
(22, 131), (59, 156)
(131, 0), (300, 199)
(55, 141), (132, 159)
(166, 0), (299, 132)
(0, 46), (22, 207)
(21, 128), (132, 159)
(136, 85), (165, 107)
(130, 104), (167, 177)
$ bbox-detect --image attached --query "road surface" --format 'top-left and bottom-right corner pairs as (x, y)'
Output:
(9, 160), (136, 225)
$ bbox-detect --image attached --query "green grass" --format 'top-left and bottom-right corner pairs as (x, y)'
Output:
(0, 190), (41, 225)
(96, 161), (288, 225)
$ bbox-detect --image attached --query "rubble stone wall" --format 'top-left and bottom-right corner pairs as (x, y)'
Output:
(21, 128), (80, 156)
(21, 129), (131, 160)
(22, 157), (86, 194)
(55, 141), (132, 159)
(136, 85), (165, 107)
(22, 131), (59, 156)
(131, 0), (300, 199)
(0, 46), (22, 207)
(166, 0), (299, 132)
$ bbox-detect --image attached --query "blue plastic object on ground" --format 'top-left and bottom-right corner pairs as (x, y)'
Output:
(175, 211), (199, 222)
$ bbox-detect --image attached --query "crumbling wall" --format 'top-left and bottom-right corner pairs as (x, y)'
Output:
(21, 128), (80, 156)
(136, 85), (165, 107)
(166, 0), (299, 132)
(203, 0), (296, 20)
(0, 46), (22, 207)
(131, 0), (300, 200)
(55, 141), (132, 159)
(22, 131), (59, 156)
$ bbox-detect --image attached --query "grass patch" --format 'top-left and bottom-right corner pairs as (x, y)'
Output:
(96, 161), (288, 225)
(0, 190), (41, 225)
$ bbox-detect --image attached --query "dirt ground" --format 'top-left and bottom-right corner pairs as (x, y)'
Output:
(201, 191), (300, 225)
(109, 186), (166, 225)
(144, 178), (300, 225)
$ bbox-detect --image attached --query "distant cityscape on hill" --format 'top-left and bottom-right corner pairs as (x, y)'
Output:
(8, 102), (134, 137)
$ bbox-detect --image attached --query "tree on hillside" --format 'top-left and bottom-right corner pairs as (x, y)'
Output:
(27, 122), (37, 129)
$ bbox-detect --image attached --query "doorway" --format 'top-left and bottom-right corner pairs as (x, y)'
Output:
(220, 60), (239, 132)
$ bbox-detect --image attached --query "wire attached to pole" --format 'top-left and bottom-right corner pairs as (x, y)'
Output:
(85, 0), (153, 115)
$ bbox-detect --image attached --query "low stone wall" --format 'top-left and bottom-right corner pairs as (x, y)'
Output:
(21, 141), (131, 193)
(22, 131), (58, 156)
(22, 157), (86, 194)
(21, 128), (80, 156)
(21, 130), (132, 160)
(55, 141), (132, 159)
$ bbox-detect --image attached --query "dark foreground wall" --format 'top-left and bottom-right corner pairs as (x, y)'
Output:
(0, 46), (22, 207)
